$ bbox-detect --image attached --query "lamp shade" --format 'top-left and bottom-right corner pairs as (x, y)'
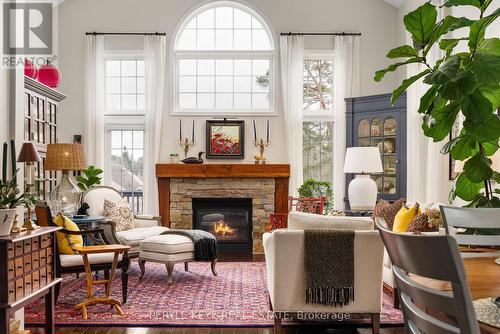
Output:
(344, 147), (383, 174)
(44, 143), (87, 171)
(17, 142), (41, 163)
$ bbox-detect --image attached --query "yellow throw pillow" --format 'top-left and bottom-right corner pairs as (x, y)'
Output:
(393, 203), (421, 232)
(54, 213), (83, 254)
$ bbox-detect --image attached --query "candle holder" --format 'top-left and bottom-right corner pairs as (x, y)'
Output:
(253, 138), (270, 164)
(179, 138), (195, 158)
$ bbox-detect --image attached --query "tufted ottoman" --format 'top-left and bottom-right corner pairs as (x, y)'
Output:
(138, 234), (217, 284)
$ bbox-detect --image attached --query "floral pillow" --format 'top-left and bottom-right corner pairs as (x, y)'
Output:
(103, 198), (135, 231)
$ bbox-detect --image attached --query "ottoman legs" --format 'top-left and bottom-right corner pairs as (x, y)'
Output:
(139, 258), (217, 284)
(139, 259), (146, 280)
(166, 263), (174, 284)
(185, 262), (189, 271)
(211, 259), (218, 276)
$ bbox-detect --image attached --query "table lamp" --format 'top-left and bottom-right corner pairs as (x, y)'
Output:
(344, 147), (383, 211)
(17, 142), (41, 230)
(44, 143), (87, 216)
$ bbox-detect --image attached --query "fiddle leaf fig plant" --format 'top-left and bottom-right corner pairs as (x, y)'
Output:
(76, 165), (103, 191)
(375, 0), (500, 207)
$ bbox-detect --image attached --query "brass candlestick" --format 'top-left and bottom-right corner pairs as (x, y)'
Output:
(253, 138), (270, 164)
(179, 138), (195, 158)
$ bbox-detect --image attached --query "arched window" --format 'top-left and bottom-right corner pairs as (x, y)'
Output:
(173, 1), (275, 113)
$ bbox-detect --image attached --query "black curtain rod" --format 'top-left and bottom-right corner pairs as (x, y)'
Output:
(280, 32), (361, 36)
(85, 31), (166, 36)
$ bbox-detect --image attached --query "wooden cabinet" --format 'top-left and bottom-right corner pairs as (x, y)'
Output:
(0, 227), (62, 334)
(346, 93), (407, 206)
(24, 76), (66, 200)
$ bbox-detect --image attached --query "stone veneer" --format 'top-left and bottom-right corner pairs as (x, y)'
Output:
(169, 177), (275, 254)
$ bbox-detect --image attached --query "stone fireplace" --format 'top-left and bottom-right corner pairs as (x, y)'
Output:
(156, 164), (290, 254)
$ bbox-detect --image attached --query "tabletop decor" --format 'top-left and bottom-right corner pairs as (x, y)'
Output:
(253, 119), (270, 164)
(179, 118), (195, 158)
(206, 120), (244, 159)
(0, 139), (39, 235)
(181, 151), (205, 164)
(375, 0), (500, 208)
(473, 298), (500, 329)
(76, 165), (103, 191)
(45, 143), (87, 216)
(344, 147), (383, 210)
(37, 59), (61, 88)
(17, 141), (42, 230)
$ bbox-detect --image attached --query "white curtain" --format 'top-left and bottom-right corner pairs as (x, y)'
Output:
(84, 35), (105, 178)
(333, 35), (360, 210)
(280, 35), (304, 196)
(143, 35), (167, 215)
(407, 0), (449, 204)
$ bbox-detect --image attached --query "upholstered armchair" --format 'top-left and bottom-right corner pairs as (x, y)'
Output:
(263, 211), (384, 334)
(82, 186), (168, 258)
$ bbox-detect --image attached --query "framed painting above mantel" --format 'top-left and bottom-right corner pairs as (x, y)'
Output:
(206, 120), (244, 159)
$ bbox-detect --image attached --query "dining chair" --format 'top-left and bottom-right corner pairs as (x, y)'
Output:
(440, 206), (500, 258)
(376, 220), (480, 334)
(268, 196), (326, 231)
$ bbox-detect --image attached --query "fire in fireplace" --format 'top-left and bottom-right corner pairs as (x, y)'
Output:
(192, 198), (252, 252)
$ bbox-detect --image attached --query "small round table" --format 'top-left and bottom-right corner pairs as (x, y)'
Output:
(70, 215), (106, 230)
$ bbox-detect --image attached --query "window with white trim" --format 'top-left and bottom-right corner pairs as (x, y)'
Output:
(173, 2), (275, 114)
(302, 53), (334, 183)
(105, 58), (145, 114)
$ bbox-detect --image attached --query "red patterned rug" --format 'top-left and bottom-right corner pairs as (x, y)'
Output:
(25, 261), (403, 327)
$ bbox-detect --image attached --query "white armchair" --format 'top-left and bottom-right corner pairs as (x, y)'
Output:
(263, 211), (384, 334)
(82, 186), (169, 257)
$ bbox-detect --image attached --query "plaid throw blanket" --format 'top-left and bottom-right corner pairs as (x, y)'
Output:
(304, 229), (355, 307)
(161, 230), (218, 261)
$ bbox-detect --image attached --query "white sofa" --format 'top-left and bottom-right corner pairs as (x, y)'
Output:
(82, 186), (169, 257)
(263, 211), (384, 334)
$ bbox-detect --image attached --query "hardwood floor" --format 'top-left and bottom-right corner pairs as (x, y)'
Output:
(27, 252), (405, 334)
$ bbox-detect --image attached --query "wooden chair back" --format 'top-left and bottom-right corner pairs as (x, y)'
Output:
(35, 201), (55, 227)
(376, 220), (480, 334)
(288, 196), (325, 214)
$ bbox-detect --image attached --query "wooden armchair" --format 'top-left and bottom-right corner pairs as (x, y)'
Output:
(268, 196), (326, 231)
(35, 202), (130, 303)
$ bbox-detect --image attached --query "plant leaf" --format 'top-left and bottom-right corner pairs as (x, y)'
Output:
(483, 140), (499, 156)
(464, 114), (500, 142)
(469, 53), (500, 85)
(387, 45), (419, 58)
(450, 134), (477, 160)
(391, 69), (431, 105)
(478, 85), (500, 109)
(464, 151), (493, 182)
(469, 8), (500, 50)
(443, 0), (481, 8)
(422, 101), (460, 141)
(418, 85), (439, 114)
(461, 89), (493, 123)
(425, 16), (474, 55)
(478, 38), (500, 55)
(426, 55), (461, 85)
(403, 2), (438, 49)
(455, 173), (484, 201)
(439, 38), (464, 51)
(493, 171), (500, 182)
(374, 57), (423, 82)
(441, 71), (477, 100)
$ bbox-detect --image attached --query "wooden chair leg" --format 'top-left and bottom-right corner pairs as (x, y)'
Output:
(393, 287), (400, 309)
(372, 313), (380, 334)
(104, 269), (110, 293)
(55, 281), (60, 303)
(184, 262), (189, 271)
(121, 267), (128, 304)
(274, 315), (282, 334)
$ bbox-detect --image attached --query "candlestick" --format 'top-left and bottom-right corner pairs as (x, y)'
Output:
(179, 119), (182, 141)
(179, 137), (195, 158)
(253, 137), (271, 164)
(253, 119), (257, 142)
(2, 142), (7, 182)
(10, 138), (16, 183)
(192, 119), (195, 142)
(266, 119), (269, 142)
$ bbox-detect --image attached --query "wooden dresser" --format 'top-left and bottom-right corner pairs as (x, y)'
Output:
(0, 227), (62, 334)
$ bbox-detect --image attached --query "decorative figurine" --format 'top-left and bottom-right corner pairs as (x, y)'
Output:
(182, 151), (205, 164)
(77, 202), (90, 216)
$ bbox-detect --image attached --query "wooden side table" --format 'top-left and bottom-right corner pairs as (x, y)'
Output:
(73, 245), (130, 319)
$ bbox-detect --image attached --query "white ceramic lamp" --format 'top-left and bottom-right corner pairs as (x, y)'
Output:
(344, 147), (383, 211)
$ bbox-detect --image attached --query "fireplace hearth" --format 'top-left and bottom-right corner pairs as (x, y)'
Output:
(192, 198), (252, 252)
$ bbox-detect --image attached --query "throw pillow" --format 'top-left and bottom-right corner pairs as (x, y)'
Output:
(407, 213), (438, 233)
(103, 198), (135, 231)
(378, 198), (406, 230)
(54, 213), (83, 254)
(393, 203), (421, 232)
(372, 199), (389, 223)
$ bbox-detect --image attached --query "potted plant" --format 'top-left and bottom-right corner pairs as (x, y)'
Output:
(375, 0), (499, 207)
(170, 153), (180, 164)
(298, 178), (334, 214)
(76, 165), (103, 191)
(0, 140), (39, 235)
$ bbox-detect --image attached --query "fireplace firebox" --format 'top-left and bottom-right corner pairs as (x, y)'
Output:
(192, 198), (252, 252)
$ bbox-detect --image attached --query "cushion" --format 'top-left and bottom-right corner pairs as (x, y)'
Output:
(372, 199), (390, 223)
(59, 253), (123, 267)
(103, 198), (135, 231)
(393, 203), (421, 232)
(54, 214), (83, 254)
(116, 226), (169, 247)
(377, 198), (405, 230)
(140, 234), (194, 254)
(287, 211), (373, 231)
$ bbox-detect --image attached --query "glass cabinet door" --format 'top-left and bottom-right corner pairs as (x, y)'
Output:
(356, 116), (398, 195)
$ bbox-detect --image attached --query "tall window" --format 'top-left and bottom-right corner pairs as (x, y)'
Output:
(302, 54), (334, 183)
(173, 2), (275, 113)
(104, 56), (146, 213)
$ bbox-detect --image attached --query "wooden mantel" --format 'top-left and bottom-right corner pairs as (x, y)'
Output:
(156, 164), (290, 227)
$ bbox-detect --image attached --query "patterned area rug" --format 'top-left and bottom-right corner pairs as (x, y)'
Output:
(25, 261), (403, 327)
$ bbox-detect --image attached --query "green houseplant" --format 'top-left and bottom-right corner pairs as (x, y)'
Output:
(1, 140), (39, 235)
(375, 0), (500, 207)
(298, 178), (334, 214)
(76, 165), (103, 191)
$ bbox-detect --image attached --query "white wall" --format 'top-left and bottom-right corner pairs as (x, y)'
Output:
(56, 0), (401, 163)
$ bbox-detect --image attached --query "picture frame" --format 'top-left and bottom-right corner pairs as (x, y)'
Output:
(206, 120), (244, 159)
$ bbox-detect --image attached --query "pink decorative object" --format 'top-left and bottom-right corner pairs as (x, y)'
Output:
(37, 60), (61, 88)
(24, 58), (37, 79)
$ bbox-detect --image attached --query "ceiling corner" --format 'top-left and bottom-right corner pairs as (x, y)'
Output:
(384, 0), (406, 8)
